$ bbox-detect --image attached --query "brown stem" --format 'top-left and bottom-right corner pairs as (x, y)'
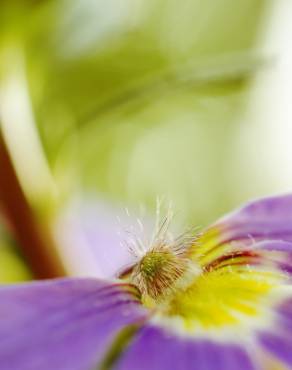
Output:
(0, 134), (66, 279)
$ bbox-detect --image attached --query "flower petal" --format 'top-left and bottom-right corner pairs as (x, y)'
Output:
(54, 198), (139, 279)
(252, 240), (292, 275)
(114, 289), (292, 369)
(196, 194), (292, 267)
(256, 297), (292, 368)
(0, 278), (146, 370)
(203, 240), (292, 276)
(113, 325), (257, 370)
(217, 194), (292, 242)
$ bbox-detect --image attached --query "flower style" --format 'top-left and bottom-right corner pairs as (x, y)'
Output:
(1, 194), (292, 370)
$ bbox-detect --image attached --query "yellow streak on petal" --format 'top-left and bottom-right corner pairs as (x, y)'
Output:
(192, 226), (230, 266)
(163, 268), (274, 330)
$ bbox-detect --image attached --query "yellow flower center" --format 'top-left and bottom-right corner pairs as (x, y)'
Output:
(123, 213), (286, 334)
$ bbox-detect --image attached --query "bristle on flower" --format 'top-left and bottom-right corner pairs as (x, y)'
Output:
(121, 201), (201, 302)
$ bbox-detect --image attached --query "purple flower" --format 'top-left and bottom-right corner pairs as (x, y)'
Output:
(1, 194), (292, 370)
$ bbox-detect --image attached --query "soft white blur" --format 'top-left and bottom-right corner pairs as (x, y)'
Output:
(235, 0), (292, 200)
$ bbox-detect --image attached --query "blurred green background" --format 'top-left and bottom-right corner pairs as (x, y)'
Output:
(0, 0), (291, 281)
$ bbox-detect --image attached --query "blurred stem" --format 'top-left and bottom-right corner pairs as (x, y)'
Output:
(0, 134), (65, 278)
(0, 45), (58, 209)
(0, 44), (65, 278)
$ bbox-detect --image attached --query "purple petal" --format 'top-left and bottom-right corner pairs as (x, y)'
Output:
(253, 240), (292, 253)
(277, 298), (292, 328)
(258, 331), (292, 366)
(114, 326), (257, 370)
(257, 298), (292, 367)
(54, 198), (140, 279)
(198, 194), (292, 268)
(0, 278), (146, 370)
(203, 240), (292, 275)
(214, 194), (292, 245)
(252, 240), (292, 274)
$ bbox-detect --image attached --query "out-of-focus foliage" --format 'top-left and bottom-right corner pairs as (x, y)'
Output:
(1, 0), (292, 280)
(1, 0), (268, 223)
